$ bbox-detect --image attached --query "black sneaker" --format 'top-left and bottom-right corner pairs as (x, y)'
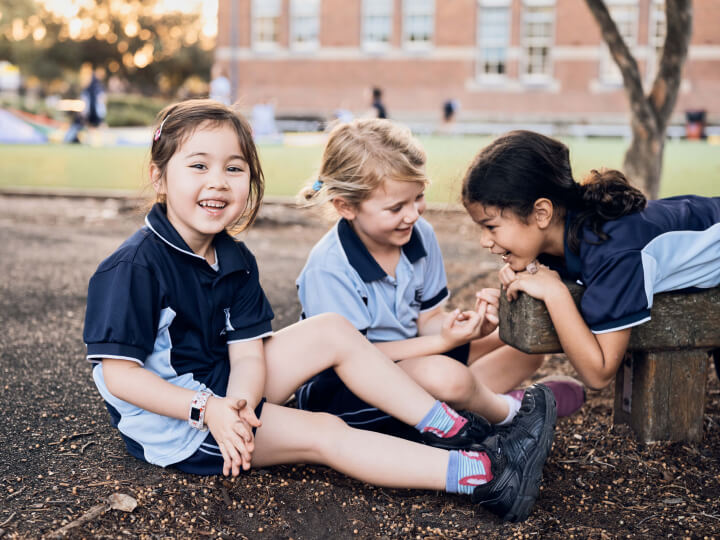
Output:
(419, 410), (493, 451)
(712, 348), (720, 382)
(471, 384), (557, 522)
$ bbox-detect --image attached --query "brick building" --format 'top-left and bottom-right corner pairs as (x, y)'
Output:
(215, 0), (720, 126)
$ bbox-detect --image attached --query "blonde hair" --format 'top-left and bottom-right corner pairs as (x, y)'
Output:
(149, 99), (264, 234)
(299, 118), (428, 213)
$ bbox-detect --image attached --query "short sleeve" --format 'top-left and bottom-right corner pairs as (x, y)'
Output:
(226, 249), (274, 342)
(83, 261), (161, 363)
(417, 222), (449, 311)
(581, 252), (651, 333)
(297, 266), (372, 333)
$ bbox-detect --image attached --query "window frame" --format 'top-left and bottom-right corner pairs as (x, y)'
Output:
(476, 0), (512, 82)
(520, 0), (556, 84)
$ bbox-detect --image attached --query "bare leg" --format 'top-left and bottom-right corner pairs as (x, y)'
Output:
(252, 403), (448, 490)
(467, 330), (545, 394)
(263, 313), (435, 426)
(397, 356), (509, 423)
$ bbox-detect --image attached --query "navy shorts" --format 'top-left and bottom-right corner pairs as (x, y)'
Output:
(172, 398), (266, 475)
(295, 342), (471, 442)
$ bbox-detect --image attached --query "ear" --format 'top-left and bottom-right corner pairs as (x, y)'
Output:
(332, 197), (357, 221)
(149, 164), (165, 195)
(532, 198), (554, 229)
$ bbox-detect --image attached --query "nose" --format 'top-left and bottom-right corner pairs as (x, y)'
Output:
(207, 173), (229, 190)
(479, 229), (493, 249)
(403, 202), (420, 224)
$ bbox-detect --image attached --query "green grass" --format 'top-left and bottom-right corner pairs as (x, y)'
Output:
(1, 136), (718, 201)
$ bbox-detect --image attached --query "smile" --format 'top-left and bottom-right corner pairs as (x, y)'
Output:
(198, 200), (227, 209)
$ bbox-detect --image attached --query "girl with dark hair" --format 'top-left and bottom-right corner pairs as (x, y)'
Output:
(462, 130), (720, 390)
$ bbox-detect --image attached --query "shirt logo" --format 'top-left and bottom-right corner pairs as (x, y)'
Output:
(220, 307), (235, 336)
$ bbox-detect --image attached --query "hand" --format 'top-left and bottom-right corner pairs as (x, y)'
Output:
(440, 308), (484, 347)
(499, 262), (563, 302)
(204, 397), (259, 476)
(475, 288), (500, 336)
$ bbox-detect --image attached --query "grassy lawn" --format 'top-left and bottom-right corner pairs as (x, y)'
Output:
(1, 136), (718, 202)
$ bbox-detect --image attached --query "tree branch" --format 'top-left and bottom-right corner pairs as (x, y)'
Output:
(651, 0), (692, 129)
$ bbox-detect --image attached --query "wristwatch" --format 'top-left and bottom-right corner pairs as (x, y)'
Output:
(189, 390), (212, 431)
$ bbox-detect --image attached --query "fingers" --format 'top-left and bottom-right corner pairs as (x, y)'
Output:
(505, 279), (522, 302)
(498, 263), (517, 288)
(475, 288), (500, 310)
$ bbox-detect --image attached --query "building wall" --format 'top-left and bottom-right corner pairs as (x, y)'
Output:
(215, 0), (720, 123)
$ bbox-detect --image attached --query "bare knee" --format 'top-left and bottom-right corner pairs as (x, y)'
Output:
(420, 359), (475, 405)
(305, 412), (350, 459)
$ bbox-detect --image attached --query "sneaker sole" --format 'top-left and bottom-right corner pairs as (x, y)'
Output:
(501, 384), (557, 522)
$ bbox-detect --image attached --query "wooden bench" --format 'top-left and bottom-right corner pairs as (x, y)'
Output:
(498, 282), (720, 442)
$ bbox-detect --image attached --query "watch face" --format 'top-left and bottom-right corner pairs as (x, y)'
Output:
(190, 408), (201, 421)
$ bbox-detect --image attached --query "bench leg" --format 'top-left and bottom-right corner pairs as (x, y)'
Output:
(613, 350), (708, 442)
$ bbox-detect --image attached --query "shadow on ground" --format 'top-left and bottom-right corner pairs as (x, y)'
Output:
(1, 195), (718, 539)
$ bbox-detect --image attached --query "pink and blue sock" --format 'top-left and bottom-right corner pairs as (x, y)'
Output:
(415, 400), (467, 438)
(446, 450), (493, 494)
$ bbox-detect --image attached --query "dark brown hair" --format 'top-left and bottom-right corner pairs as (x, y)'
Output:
(461, 130), (646, 252)
(150, 99), (264, 233)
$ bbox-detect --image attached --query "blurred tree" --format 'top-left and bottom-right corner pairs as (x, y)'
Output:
(0, 0), (213, 96)
(585, 0), (692, 199)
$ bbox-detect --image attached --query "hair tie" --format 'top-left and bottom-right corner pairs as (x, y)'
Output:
(312, 179), (323, 191)
(154, 116), (169, 141)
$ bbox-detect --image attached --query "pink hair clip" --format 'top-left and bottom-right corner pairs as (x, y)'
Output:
(154, 116), (169, 141)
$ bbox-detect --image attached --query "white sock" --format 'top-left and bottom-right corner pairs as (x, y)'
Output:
(497, 394), (522, 426)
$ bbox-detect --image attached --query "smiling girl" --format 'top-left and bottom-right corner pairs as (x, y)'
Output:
(462, 130), (720, 390)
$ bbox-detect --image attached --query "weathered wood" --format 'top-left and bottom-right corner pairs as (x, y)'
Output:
(499, 282), (720, 354)
(613, 351), (708, 442)
(498, 282), (719, 442)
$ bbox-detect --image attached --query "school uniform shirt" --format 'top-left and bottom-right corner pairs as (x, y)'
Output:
(539, 195), (720, 334)
(296, 216), (449, 341)
(83, 203), (274, 467)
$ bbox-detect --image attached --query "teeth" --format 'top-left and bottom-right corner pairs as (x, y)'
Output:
(199, 201), (226, 208)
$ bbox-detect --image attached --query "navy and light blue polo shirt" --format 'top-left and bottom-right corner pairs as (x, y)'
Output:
(539, 195), (720, 334)
(296, 216), (449, 342)
(83, 203), (274, 467)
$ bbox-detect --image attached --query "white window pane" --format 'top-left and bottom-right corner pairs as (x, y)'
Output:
(253, 0), (281, 17)
(478, 5), (509, 77)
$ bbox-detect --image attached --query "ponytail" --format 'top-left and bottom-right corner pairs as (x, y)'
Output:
(567, 168), (646, 252)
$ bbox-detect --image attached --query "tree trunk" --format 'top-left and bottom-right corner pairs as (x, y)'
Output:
(585, 0), (692, 199)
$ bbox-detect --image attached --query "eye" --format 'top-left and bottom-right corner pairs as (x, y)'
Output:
(190, 163), (207, 170)
(416, 193), (425, 201)
(227, 165), (245, 173)
(389, 205), (403, 213)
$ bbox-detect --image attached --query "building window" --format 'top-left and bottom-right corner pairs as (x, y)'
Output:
(290, 0), (320, 49)
(477, 1), (511, 80)
(521, 1), (555, 81)
(362, 0), (393, 50)
(403, 0), (434, 48)
(647, 0), (666, 81)
(252, 0), (281, 50)
(599, 2), (638, 85)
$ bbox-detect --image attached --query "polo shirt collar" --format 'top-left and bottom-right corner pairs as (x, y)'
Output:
(145, 203), (251, 274)
(337, 218), (427, 282)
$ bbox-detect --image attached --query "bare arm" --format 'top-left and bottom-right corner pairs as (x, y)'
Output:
(102, 358), (257, 477)
(502, 264), (630, 389)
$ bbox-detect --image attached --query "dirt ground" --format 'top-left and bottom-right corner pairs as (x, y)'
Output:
(1, 194), (719, 539)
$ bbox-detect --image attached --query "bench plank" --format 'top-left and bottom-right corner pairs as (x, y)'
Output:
(498, 282), (719, 442)
(499, 282), (720, 354)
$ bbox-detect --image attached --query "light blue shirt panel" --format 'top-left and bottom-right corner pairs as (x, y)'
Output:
(640, 223), (720, 307)
(91, 307), (210, 467)
(297, 265), (373, 333)
(297, 218), (449, 343)
(415, 218), (450, 310)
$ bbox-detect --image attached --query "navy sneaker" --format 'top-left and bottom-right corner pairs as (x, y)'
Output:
(419, 410), (493, 451)
(471, 384), (557, 522)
